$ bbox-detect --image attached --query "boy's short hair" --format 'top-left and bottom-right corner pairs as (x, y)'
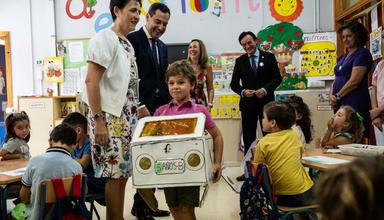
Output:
(263, 101), (295, 130)
(166, 60), (196, 87)
(49, 124), (77, 146)
(62, 112), (87, 132)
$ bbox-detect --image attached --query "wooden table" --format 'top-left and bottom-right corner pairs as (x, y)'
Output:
(301, 148), (357, 171)
(0, 159), (28, 219)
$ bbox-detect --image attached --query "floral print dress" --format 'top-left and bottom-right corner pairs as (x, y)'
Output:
(88, 37), (139, 179)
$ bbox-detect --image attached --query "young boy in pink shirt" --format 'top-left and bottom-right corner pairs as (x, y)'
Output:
(371, 60), (384, 145)
(154, 60), (223, 220)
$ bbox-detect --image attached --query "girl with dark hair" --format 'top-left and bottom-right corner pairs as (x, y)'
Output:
(0, 111), (31, 160)
(286, 95), (313, 146)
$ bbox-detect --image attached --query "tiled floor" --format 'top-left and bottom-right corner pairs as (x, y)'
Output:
(92, 166), (243, 220)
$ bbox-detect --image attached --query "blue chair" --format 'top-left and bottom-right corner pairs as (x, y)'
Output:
(257, 163), (318, 220)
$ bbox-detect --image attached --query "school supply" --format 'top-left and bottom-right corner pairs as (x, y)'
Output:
(338, 144), (384, 157)
(239, 162), (278, 220)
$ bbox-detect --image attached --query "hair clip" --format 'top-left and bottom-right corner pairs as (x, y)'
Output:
(355, 112), (364, 121)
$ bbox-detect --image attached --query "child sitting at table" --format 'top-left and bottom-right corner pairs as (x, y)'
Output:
(320, 105), (364, 148)
(19, 124), (82, 220)
(316, 155), (384, 220)
(286, 95), (313, 147)
(0, 111), (31, 160)
(62, 112), (106, 205)
(154, 60), (223, 220)
(253, 101), (314, 207)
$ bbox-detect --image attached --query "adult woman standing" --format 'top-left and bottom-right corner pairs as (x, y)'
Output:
(330, 21), (373, 139)
(84, 0), (142, 219)
(188, 39), (214, 108)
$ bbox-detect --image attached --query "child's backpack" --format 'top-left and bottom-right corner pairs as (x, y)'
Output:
(239, 162), (278, 220)
(44, 175), (91, 220)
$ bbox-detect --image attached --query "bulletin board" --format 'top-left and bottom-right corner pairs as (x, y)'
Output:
(59, 38), (89, 96)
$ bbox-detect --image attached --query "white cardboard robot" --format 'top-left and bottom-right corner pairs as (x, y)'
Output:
(131, 113), (214, 189)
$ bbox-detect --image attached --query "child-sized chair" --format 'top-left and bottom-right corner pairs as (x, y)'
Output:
(256, 163), (318, 220)
(37, 174), (90, 220)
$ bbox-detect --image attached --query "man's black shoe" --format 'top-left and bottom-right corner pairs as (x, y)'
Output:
(151, 209), (170, 217)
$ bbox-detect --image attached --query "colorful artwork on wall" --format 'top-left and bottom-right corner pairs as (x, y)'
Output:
(269, 0), (303, 22)
(257, 22), (306, 90)
(44, 57), (64, 83)
(301, 32), (337, 80)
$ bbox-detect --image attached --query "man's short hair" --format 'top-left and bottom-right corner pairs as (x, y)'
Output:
(238, 31), (257, 44)
(148, 2), (170, 16)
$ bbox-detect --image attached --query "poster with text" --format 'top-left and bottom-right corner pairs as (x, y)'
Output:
(300, 32), (337, 80)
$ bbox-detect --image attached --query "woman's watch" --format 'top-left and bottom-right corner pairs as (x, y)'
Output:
(92, 112), (104, 120)
(335, 94), (341, 100)
(208, 102), (214, 107)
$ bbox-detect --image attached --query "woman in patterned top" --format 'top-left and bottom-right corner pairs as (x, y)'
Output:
(187, 39), (214, 109)
(83, 0), (143, 219)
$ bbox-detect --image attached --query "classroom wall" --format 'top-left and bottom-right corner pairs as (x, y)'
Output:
(0, 0), (334, 100)
(0, 0), (34, 101)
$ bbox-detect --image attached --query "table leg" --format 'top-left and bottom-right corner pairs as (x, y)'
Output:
(0, 185), (8, 220)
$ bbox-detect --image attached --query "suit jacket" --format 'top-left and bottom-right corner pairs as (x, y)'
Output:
(128, 27), (171, 114)
(230, 50), (281, 111)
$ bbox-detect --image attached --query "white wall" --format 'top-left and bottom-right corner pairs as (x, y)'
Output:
(0, 0), (34, 101)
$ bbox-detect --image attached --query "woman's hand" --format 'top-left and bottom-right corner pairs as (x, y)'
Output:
(212, 163), (222, 183)
(94, 119), (109, 146)
(372, 117), (383, 131)
(370, 107), (382, 119)
(329, 95), (337, 107)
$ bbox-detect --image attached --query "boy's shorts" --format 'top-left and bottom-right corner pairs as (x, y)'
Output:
(164, 186), (200, 208)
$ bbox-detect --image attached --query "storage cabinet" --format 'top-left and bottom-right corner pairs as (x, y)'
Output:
(18, 96), (77, 156)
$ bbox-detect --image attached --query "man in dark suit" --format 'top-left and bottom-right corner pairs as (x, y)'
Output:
(230, 31), (281, 180)
(127, 3), (171, 220)
(128, 3), (172, 116)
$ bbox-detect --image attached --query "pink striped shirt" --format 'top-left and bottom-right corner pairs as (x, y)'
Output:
(154, 99), (216, 130)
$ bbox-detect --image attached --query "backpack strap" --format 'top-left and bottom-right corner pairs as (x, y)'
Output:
(71, 174), (82, 197)
(51, 178), (67, 200)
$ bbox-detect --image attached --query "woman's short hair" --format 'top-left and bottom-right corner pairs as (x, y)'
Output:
(110, 0), (142, 21)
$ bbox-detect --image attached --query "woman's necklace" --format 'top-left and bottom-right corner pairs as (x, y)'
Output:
(338, 48), (357, 71)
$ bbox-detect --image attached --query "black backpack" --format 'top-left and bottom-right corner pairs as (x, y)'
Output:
(240, 162), (278, 220)
(43, 174), (91, 220)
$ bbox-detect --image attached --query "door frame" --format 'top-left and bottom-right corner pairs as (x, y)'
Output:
(0, 31), (13, 107)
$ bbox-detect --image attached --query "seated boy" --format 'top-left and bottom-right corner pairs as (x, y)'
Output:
(62, 112), (106, 205)
(19, 124), (83, 219)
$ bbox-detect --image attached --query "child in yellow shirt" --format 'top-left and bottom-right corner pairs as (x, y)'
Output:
(253, 101), (314, 207)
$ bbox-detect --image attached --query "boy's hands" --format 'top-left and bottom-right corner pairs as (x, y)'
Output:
(138, 106), (150, 119)
(212, 163), (222, 183)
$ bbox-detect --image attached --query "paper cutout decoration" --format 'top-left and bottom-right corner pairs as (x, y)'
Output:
(269, 0), (303, 22)
(44, 57), (64, 83)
